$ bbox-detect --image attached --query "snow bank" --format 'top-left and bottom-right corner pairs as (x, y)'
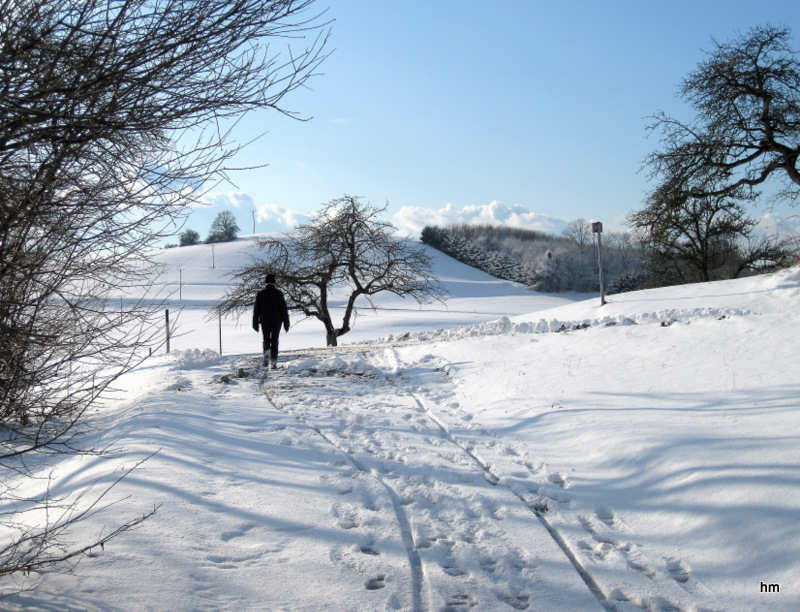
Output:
(169, 348), (223, 369)
(375, 306), (756, 344)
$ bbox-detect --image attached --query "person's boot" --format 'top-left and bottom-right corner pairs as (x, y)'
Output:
(270, 358), (278, 370)
(262, 351), (269, 368)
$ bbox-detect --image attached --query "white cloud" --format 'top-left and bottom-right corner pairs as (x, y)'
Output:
(202, 191), (255, 209)
(256, 203), (309, 230)
(392, 200), (569, 237)
(756, 211), (800, 238)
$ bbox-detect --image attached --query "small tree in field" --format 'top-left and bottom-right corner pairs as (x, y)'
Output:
(207, 211), (241, 243)
(180, 229), (201, 247)
(215, 196), (446, 346)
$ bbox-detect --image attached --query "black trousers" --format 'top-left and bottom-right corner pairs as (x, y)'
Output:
(261, 322), (282, 361)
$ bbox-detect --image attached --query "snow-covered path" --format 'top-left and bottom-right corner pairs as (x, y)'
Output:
(247, 345), (705, 611)
(7, 264), (800, 611)
(260, 350), (601, 610)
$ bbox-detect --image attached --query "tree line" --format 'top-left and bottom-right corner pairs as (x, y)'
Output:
(421, 222), (646, 294)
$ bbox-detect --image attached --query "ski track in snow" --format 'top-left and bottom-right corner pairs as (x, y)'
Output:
(248, 344), (709, 612)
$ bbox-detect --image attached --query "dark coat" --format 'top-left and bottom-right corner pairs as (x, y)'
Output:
(253, 284), (290, 332)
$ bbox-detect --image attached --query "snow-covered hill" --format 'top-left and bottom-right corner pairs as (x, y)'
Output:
(6, 241), (799, 611)
(139, 235), (589, 352)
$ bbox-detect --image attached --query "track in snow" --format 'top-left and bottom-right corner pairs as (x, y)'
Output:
(251, 348), (701, 611)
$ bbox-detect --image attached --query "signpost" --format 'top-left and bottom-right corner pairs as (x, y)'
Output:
(592, 221), (606, 306)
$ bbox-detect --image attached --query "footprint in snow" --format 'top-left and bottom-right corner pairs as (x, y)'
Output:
(547, 472), (568, 488)
(479, 557), (498, 574)
(205, 555), (237, 570)
(534, 485), (571, 504)
(628, 560), (657, 579)
(595, 505), (616, 527)
(444, 593), (478, 609)
(365, 574), (386, 590)
(523, 459), (543, 474)
(442, 563), (469, 577)
(666, 558), (691, 584)
(498, 592), (530, 611)
(219, 522), (257, 542)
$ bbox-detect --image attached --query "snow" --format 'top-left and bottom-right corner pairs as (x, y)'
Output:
(4, 236), (799, 611)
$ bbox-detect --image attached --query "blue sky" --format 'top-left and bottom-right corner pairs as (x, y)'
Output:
(176, 0), (800, 243)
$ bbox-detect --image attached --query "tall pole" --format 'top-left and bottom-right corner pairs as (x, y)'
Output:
(218, 312), (222, 355)
(252, 210), (256, 234)
(592, 222), (606, 306)
(211, 242), (215, 269)
(165, 308), (170, 353)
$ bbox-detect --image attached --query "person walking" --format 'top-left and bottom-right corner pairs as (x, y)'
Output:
(253, 273), (290, 370)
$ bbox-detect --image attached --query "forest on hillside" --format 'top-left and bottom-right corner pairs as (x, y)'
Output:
(421, 222), (647, 293)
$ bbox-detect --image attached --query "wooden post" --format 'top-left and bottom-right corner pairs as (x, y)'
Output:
(165, 308), (170, 354)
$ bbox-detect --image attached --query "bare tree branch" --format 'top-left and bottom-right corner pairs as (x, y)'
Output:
(1, 0), (329, 585)
(644, 25), (800, 206)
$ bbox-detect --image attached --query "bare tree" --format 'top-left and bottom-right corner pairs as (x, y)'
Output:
(562, 218), (592, 252)
(0, 0), (328, 583)
(629, 183), (794, 284)
(215, 196), (446, 346)
(645, 25), (800, 208)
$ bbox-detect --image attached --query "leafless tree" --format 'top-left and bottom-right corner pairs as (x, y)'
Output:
(629, 183), (794, 284)
(645, 25), (800, 208)
(215, 196), (446, 346)
(562, 218), (592, 252)
(1, 0), (328, 584)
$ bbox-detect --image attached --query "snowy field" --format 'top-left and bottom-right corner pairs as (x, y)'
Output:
(4, 236), (799, 611)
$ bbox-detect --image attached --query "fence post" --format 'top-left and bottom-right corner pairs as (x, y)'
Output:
(218, 311), (222, 355)
(165, 308), (170, 354)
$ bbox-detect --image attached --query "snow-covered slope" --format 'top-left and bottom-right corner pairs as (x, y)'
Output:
(140, 235), (587, 352)
(6, 247), (799, 611)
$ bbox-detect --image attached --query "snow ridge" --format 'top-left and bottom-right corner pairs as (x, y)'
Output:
(373, 306), (754, 344)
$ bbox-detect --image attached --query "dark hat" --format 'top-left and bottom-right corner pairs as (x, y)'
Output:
(266, 273), (276, 285)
